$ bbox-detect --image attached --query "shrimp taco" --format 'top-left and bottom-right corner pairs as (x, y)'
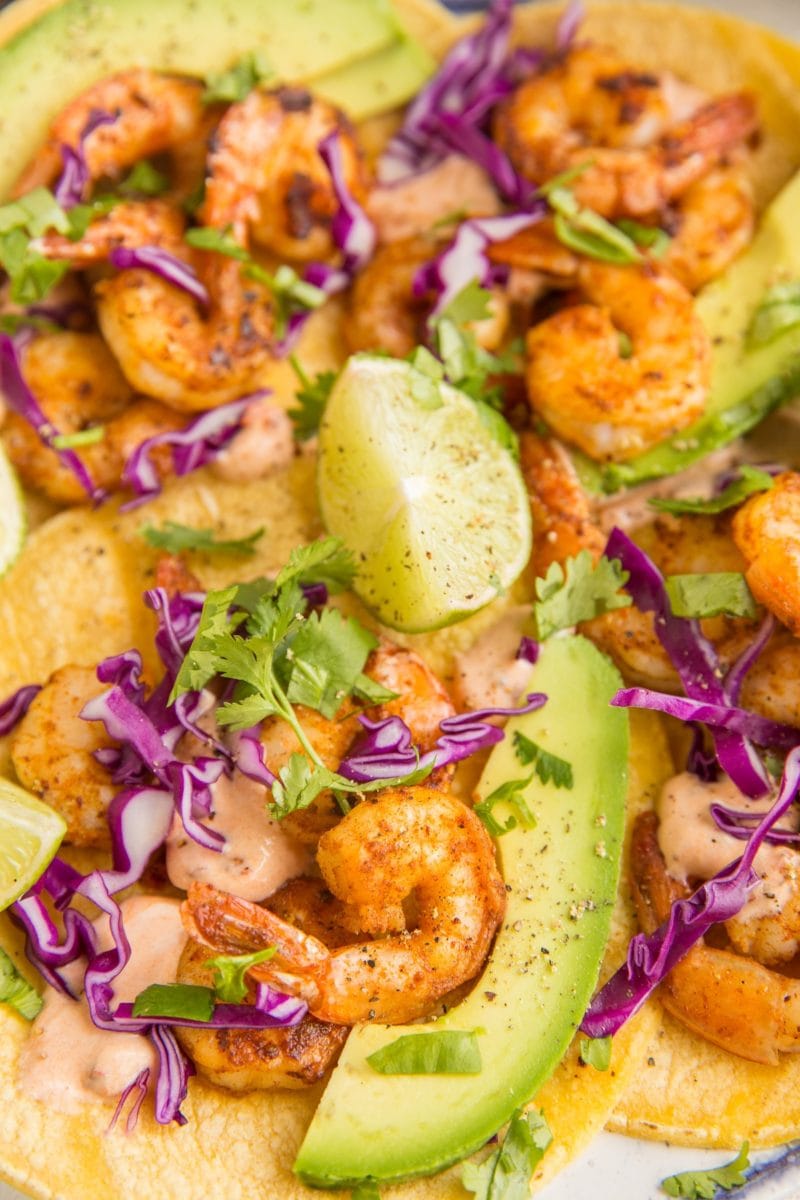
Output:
(1, 0), (800, 1197)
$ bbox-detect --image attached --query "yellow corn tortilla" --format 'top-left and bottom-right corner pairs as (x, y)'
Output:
(0, 0), (798, 1194)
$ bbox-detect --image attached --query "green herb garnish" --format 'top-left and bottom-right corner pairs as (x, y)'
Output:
(513, 731), (574, 789)
(532, 551), (630, 640)
(50, 426), (105, 450)
(474, 776), (536, 837)
(665, 572), (758, 619)
(204, 947), (277, 1003)
(366, 1030), (482, 1076)
(131, 982), (215, 1022)
(203, 51), (275, 105)
(661, 1142), (750, 1198)
(288, 358), (338, 440)
(142, 521), (264, 557)
(463, 1108), (552, 1200)
(118, 160), (170, 197)
(579, 1035), (612, 1071)
(747, 280), (800, 348)
(649, 466), (775, 515)
(0, 947), (42, 1020)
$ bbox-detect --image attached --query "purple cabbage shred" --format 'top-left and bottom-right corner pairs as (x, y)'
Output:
(109, 246), (210, 307)
(0, 683), (42, 735)
(53, 109), (118, 209)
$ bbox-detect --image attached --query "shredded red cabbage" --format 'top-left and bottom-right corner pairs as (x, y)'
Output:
(145, 588), (205, 677)
(0, 331), (105, 503)
(109, 245), (210, 307)
(516, 636), (539, 665)
(685, 724), (718, 782)
(581, 745), (800, 1038)
(605, 527), (771, 798)
(710, 801), (800, 846)
(53, 109), (118, 209)
(230, 727), (277, 787)
(121, 395), (252, 507)
(555, 0), (585, 50)
(723, 613), (775, 705)
(108, 1067), (150, 1134)
(0, 683), (41, 735)
(414, 211), (543, 319)
(378, 0), (517, 182)
(149, 1025), (194, 1126)
(612, 687), (800, 752)
(338, 693), (547, 784)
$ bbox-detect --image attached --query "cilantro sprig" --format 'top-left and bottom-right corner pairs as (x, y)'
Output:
(463, 1108), (552, 1200)
(532, 551), (631, 640)
(288, 356), (338, 440)
(513, 731), (573, 789)
(142, 521), (264, 557)
(171, 537), (432, 818)
(661, 1142), (750, 1198)
(205, 947), (276, 1003)
(649, 465), (775, 516)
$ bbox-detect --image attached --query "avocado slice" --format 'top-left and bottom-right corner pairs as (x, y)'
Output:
(0, 0), (428, 198)
(578, 168), (800, 494)
(315, 34), (434, 121)
(294, 634), (628, 1187)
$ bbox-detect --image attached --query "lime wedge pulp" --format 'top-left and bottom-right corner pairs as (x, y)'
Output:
(317, 356), (532, 632)
(0, 443), (25, 578)
(0, 778), (66, 911)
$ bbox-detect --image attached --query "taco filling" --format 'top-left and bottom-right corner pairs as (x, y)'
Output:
(2, 0), (800, 1195)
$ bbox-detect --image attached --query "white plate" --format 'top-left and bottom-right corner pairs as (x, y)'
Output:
(1, 2), (800, 1199)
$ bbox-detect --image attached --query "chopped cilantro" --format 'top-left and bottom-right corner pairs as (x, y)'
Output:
(747, 280), (800, 349)
(661, 1142), (750, 1198)
(0, 947), (42, 1021)
(50, 425), (105, 450)
(65, 194), (119, 240)
(288, 357), (338, 440)
(513, 731), (573, 789)
(649, 466), (775, 515)
(532, 551), (630, 640)
(170, 537), (433, 818)
(141, 521), (264, 557)
(118, 160), (170, 197)
(463, 1108), (552, 1200)
(366, 1030), (482, 1076)
(203, 51), (274, 105)
(438, 278), (493, 326)
(616, 218), (671, 258)
(351, 673), (399, 706)
(185, 225), (249, 260)
(131, 982), (215, 1022)
(579, 1035), (612, 1071)
(0, 228), (69, 303)
(204, 947), (276, 1003)
(665, 572), (757, 620)
(474, 777), (536, 838)
(546, 185), (641, 265)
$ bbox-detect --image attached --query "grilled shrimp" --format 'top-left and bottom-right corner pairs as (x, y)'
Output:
(661, 164), (755, 292)
(493, 46), (757, 218)
(732, 472), (800, 636)
(632, 808), (800, 1065)
(12, 69), (208, 198)
(262, 640), (456, 845)
(345, 236), (509, 357)
(10, 665), (117, 848)
(1, 330), (186, 502)
(175, 878), (351, 1091)
(525, 260), (711, 461)
(38, 200), (187, 265)
(182, 786), (507, 1025)
(94, 253), (274, 411)
(200, 86), (366, 262)
(366, 155), (501, 244)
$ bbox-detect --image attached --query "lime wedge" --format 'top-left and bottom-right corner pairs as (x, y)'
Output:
(0, 443), (25, 578)
(0, 779), (66, 911)
(317, 356), (531, 632)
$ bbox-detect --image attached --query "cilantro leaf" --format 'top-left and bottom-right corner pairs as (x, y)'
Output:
(141, 521), (264, 557)
(275, 536), (356, 594)
(438, 279), (493, 326)
(131, 982), (215, 1022)
(170, 585), (243, 700)
(366, 1030), (482, 1076)
(352, 673), (399, 706)
(203, 51), (274, 105)
(513, 732), (573, 789)
(661, 1142), (750, 1198)
(118, 160), (170, 197)
(204, 947), (276, 1002)
(532, 551), (630, 640)
(545, 184), (641, 265)
(185, 225), (249, 260)
(579, 1035), (612, 1071)
(288, 357), (338, 440)
(463, 1108), (552, 1200)
(280, 608), (377, 719)
(649, 466), (775, 516)
(474, 777), (536, 838)
(0, 947), (42, 1021)
(269, 753), (340, 820)
(616, 218), (671, 258)
(664, 572), (757, 620)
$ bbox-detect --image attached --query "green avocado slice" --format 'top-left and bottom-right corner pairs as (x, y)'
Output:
(578, 168), (800, 495)
(294, 634), (628, 1188)
(0, 0), (426, 198)
(315, 34), (434, 121)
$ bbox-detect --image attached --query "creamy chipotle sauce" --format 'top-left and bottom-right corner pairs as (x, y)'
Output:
(20, 895), (187, 1112)
(452, 606), (535, 712)
(166, 768), (310, 901)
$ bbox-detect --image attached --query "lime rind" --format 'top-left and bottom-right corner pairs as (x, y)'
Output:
(0, 443), (26, 579)
(0, 778), (66, 911)
(317, 356), (531, 632)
